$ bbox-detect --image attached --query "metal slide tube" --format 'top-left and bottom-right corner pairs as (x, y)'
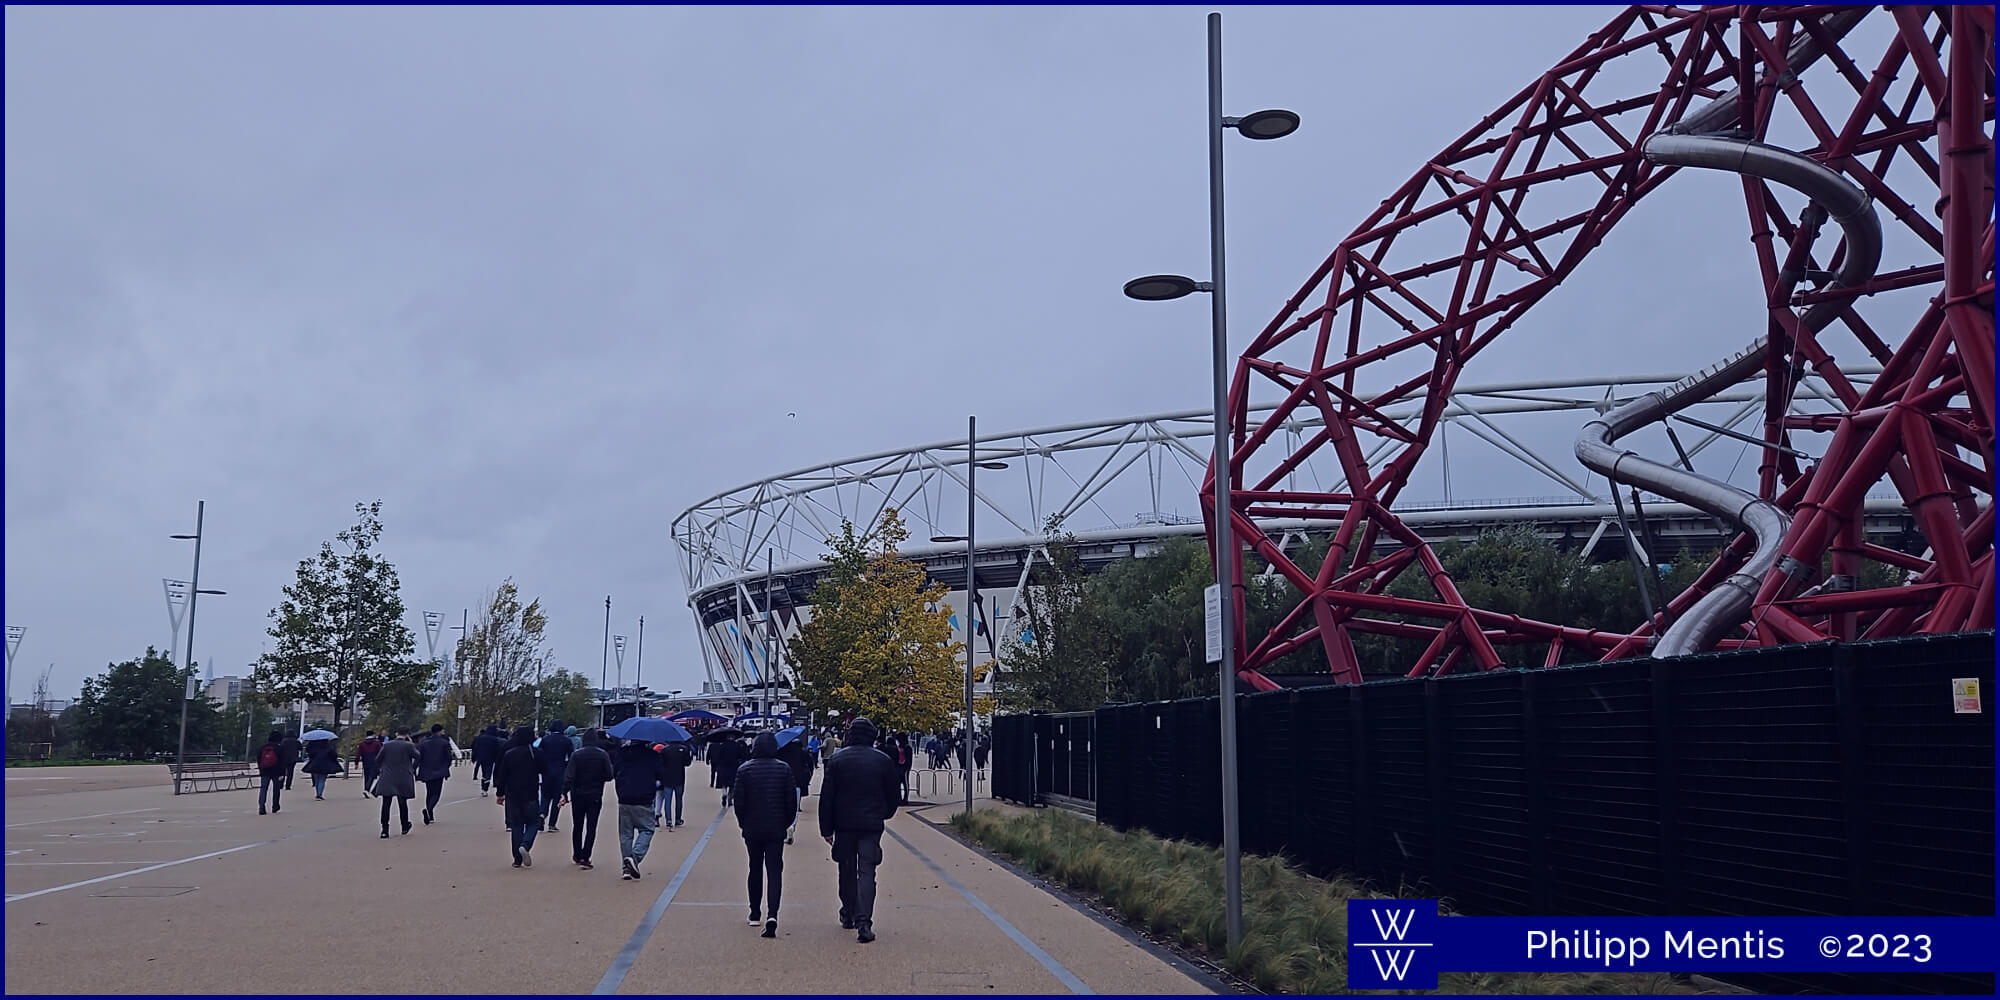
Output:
(1578, 135), (1881, 656)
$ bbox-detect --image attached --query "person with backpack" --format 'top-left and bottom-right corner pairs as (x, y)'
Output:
(356, 731), (385, 798)
(494, 725), (542, 867)
(656, 740), (693, 828)
(256, 731), (287, 815)
(537, 721), (573, 832)
(562, 729), (615, 870)
(417, 724), (455, 825)
(471, 725), (504, 795)
(372, 729), (419, 838)
(733, 732), (799, 938)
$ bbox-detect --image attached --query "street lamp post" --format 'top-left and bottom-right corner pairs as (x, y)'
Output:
(635, 615), (646, 716)
(933, 419), (1010, 819)
(4, 626), (23, 744)
(171, 501), (227, 795)
(1122, 11), (1297, 953)
(599, 595), (612, 728)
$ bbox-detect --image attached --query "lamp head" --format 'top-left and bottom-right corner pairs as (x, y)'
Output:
(1230, 108), (1300, 140)
(1122, 274), (1205, 301)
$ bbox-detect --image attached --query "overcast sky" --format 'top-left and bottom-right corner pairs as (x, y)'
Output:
(10, 4), (1842, 704)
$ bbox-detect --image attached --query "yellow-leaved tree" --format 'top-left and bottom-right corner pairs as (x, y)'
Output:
(788, 509), (964, 735)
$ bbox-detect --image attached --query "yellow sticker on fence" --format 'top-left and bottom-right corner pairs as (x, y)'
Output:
(1951, 678), (1982, 714)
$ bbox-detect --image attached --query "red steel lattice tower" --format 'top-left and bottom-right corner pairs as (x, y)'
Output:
(1215, 5), (1994, 690)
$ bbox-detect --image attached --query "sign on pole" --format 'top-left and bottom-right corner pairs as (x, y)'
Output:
(186, 677), (200, 700)
(1204, 584), (1223, 664)
(458, 703), (467, 719)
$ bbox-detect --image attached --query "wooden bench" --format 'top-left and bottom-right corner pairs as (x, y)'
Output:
(168, 761), (259, 794)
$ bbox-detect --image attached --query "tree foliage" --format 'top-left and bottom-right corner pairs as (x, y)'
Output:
(996, 519), (1108, 712)
(72, 648), (221, 758)
(258, 501), (432, 728)
(788, 509), (964, 734)
(439, 579), (549, 730)
(538, 669), (599, 731)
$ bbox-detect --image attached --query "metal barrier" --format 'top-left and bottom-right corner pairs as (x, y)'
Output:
(911, 767), (986, 799)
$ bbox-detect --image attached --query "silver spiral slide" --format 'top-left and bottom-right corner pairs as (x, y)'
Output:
(1574, 99), (1883, 657)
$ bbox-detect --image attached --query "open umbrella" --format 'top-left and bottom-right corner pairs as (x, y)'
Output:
(706, 727), (745, 741)
(605, 716), (691, 744)
(301, 729), (338, 742)
(669, 709), (727, 722)
(773, 726), (806, 748)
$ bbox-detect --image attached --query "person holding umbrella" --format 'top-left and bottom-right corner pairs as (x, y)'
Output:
(372, 728), (419, 838)
(300, 731), (341, 800)
(601, 715), (689, 879)
(733, 731), (798, 938)
(494, 725), (542, 867)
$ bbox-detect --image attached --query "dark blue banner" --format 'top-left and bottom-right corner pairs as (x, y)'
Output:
(1346, 900), (2000, 989)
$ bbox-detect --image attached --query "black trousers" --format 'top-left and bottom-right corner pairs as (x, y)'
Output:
(746, 836), (785, 917)
(423, 779), (444, 813)
(379, 794), (410, 829)
(831, 829), (884, 927)
(571, 796), (603, 861)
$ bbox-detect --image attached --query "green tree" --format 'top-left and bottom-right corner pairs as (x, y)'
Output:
(996, 518), (1108, 712)
(535, 668), (598, 731)
(72, 648), (221, 758)
(259, 501), (432, 729)
(788, 509), (965, 734)
(439, 580), (550, 732)
(1086, 536), (1215, 703)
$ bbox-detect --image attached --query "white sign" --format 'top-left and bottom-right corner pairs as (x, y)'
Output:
(1952, 678), (1982, 714)
(1204, 584), (1222, 664)
(457, 703), (467, 719)
(185, 677), (200, 700)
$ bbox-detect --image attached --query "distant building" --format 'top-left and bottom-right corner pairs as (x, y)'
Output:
(204, 675), (247, 708)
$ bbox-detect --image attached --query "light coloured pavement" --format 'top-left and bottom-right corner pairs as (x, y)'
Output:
(5, 762), (1214, 995)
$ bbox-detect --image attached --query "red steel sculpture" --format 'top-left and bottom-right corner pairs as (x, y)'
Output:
(1214, 6), (1994, 689)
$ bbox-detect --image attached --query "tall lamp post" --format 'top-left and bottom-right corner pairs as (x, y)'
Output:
(171, 501), (228, 795)
(4, 626), (23, 744)
(933, 415), (1009, 819)
(1122, 11), (1298, 952)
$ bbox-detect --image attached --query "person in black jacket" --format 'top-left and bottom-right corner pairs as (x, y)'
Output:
(710, 736), (744, 806)
(819, 717), (901, 943)
(733, 732), (798, 938)
(471, 725), (504, 796)
(493, 726), (543, 868)
(613, 740), (667, 880)
(416, 724), (454, 825)
(656, 740), (692, 828)
(563, 729), (615, 869)
(255, 730), (287, 814)
(280, 733), (302, 790)
(537, 722), (573, 833)
(774, 736), (814, 845)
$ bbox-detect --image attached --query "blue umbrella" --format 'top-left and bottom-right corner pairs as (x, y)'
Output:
(774, 726), (806, 748)
(606, 716), (691, 744)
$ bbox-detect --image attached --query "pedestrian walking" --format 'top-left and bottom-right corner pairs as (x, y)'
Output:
(711, 735), (744, 807)
(302, 737), (341, 800)
(256, 730), (287, 814)
(417, 724), (454, 824)
(471, 724), (503, 794)
(775, 734), (814, 844)
(494, 725), (542, 867)
(613, 739), (667, 880)
(656, 741), (692, 827)
(733, 732), (798, 939)
(538, 721), (573, 832)
(356, 731), (384, 798)
(974, 732), (990, 773)
(819, 717), (901, 943)
(563, 728), (615, 869)
(372, 729), (419, 838)
(280, 733), (302, 790)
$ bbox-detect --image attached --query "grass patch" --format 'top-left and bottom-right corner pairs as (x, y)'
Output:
(951, 808), (1708, 995)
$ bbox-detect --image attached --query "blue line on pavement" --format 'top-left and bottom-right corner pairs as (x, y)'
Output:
(884, 825), (1095, 995)
(593, 806), (727, 995)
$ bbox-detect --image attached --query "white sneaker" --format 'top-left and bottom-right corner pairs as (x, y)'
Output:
(520, 846), (532, 868)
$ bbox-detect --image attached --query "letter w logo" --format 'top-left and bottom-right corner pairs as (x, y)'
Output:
(1370, 948), (1417, 982)
(1370, 908), (1417, 942)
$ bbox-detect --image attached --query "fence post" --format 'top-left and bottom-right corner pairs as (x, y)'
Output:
(1425, 679), (1450, 892)
(1522, 669), (1550, 914)
(1833, 644), (1869, 914)
(1350, 683), (1373, 877)
(1651, 657), (1682, 915)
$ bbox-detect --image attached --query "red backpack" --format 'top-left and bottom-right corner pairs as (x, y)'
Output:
(258, 743), (280, 770)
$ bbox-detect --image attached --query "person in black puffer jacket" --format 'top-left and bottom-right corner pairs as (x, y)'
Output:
(818, 717), (902, 942)
(416, 724), (455, 825)
(733, 733), (799, 936)
(493, 726), (543, 867)
(563, 729), (616, 869)
(537, 722), (573, 833)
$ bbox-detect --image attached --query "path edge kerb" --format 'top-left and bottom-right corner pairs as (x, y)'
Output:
(903, 803), (1232, 995)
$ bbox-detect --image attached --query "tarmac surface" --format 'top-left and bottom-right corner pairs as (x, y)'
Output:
(4, 761), (1213, 995)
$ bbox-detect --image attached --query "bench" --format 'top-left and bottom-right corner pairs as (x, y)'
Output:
(168, 761), (259, 794)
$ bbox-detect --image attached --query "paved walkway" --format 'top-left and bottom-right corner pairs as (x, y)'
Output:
(5, 762), (1212, 995)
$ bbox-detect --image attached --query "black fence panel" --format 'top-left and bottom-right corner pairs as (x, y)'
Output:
(991, 631), (1993, 994)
